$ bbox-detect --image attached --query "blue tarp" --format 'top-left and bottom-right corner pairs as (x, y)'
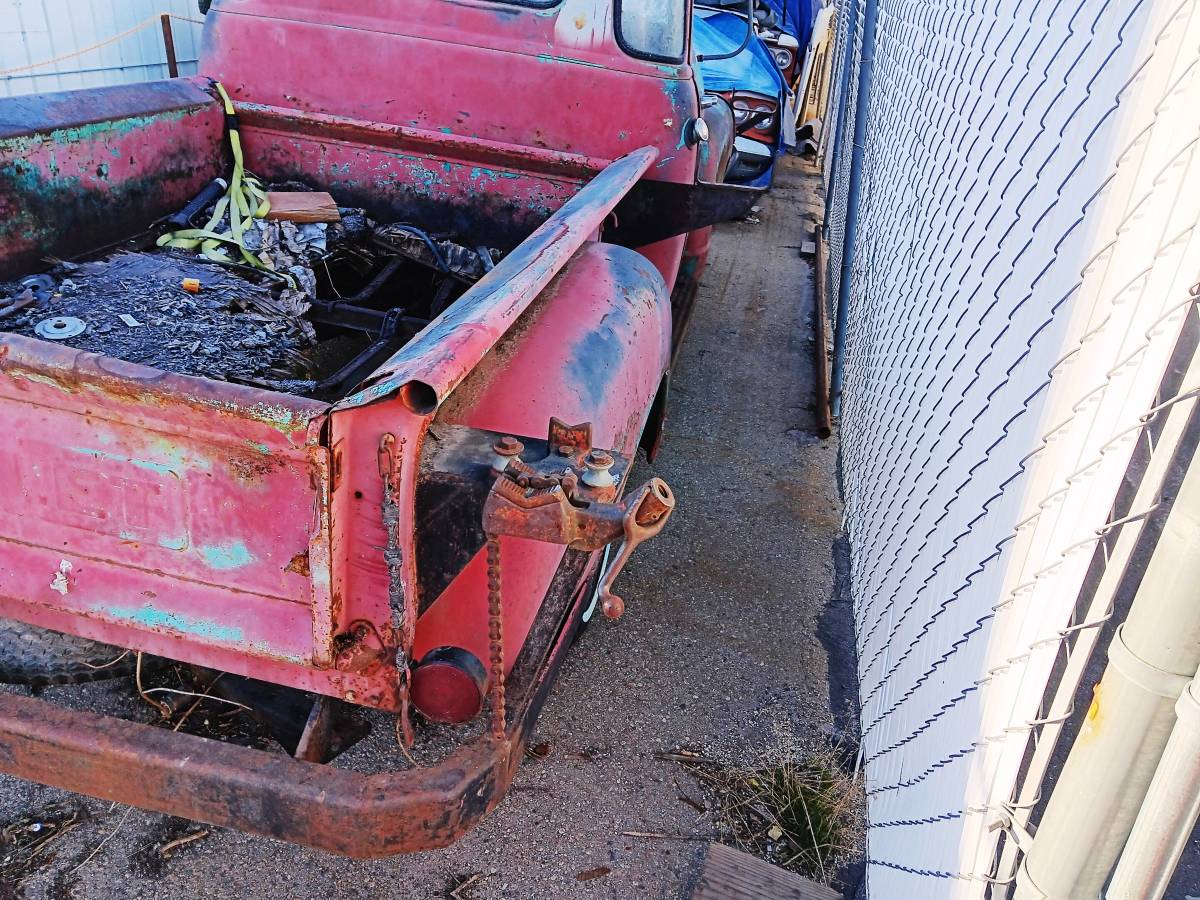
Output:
(693, 11), (786, 100)
(762, 0), (817, 50)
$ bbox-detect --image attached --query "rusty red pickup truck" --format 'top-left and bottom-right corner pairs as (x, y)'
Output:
(0, 0), (757, 856)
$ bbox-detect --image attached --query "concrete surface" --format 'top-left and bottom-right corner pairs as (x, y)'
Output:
(0, 157), (855, 900)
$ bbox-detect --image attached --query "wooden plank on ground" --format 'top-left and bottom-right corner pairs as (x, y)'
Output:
(690, 842), (840, 900)
(264, 191), (341, 223)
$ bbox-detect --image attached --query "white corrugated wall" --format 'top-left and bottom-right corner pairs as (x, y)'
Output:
(0, 0), (204, 98)
(824, 0), (1200, 895)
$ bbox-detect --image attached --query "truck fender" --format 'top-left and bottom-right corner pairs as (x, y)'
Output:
(411, 241), (672, 685)
(435, 241), (672, 456)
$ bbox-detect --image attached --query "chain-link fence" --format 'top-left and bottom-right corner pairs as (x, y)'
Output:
(823, 1), (1200, 895)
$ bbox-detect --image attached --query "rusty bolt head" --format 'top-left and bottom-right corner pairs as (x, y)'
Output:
(585, 450), (614, 469)
(494, 436), (524, 457)
(582, 450), (616, 488)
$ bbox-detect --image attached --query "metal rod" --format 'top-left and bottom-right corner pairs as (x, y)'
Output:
(160, 14), (179, 79)
(829, 0), (879, 419)
(812, 227), (833, 438)
(695, 0), (756, 62)
(348, 256), (405, 304)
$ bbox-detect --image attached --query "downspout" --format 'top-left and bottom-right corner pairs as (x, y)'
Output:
(829, 0), (879, 418)
(1015, 446), (1200, 899)
(1106, 658), (1200, 899)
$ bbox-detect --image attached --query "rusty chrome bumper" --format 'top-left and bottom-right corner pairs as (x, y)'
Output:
(0, 552), (590, 858)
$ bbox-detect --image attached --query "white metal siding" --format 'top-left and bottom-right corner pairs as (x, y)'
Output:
(825, 0), (1200, 895)
(0, 0), (204, 98)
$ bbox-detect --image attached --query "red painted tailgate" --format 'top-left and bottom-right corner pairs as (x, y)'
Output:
(0, 334), (354, 693)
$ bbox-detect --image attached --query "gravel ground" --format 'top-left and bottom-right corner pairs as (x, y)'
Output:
(0, 157), (857, 900)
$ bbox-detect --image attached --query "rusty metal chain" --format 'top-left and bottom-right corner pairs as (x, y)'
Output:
(485, 536), (507, 744)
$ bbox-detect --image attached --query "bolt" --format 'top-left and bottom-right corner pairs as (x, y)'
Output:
(491, 436), (524, 473)
(582, 450), (616, 488)
(494, 436), (523, 457)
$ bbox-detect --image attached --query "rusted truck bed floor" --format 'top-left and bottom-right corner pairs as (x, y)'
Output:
(0, 156), (854, 900)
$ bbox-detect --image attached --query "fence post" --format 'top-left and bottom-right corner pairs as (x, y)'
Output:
(160, 14), (179, 79)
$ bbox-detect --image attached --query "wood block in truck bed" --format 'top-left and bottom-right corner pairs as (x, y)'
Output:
(264, 192), (341, 223)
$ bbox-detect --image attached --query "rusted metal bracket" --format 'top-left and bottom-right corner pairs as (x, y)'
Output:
(377, 432), (414, 746)
(479, 424), (673, 743)
(481, 425), (675, 620)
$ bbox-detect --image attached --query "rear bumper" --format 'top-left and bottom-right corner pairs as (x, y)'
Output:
(0, 551), (590, 858)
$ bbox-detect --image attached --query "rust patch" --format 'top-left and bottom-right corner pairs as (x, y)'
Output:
(228, 452), (286, 484)
(285, 551), (311, 577)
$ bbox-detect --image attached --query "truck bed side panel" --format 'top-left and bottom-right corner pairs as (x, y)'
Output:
(0, 78), (224, 279)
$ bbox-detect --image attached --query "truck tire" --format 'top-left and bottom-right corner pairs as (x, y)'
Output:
(0, 619), (135, 686)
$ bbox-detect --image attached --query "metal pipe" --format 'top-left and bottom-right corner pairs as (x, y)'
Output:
(1107, 661), (1200, 899)
(1016, 446), (1200, 899)
(812, 226), (833, 438)
(830, 0), (879, 419)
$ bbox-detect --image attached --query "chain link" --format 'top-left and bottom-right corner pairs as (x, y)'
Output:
(485, 536), (506, 744)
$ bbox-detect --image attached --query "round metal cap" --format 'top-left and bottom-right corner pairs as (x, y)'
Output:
(411, 646), (488, 724)
(34, 316), (86, 340)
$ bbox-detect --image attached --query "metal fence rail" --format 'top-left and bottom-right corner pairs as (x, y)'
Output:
(823, 0), (1200, 895)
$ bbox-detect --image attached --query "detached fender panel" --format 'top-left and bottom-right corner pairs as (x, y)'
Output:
(436, 241), (672, 456)
(414, 241), (672, 671)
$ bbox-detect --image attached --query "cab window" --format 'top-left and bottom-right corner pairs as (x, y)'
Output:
(616, 0), (687, 63)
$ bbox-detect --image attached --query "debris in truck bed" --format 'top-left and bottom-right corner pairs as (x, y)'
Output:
(374, 223), (500, 282)
(0, 252), (318, 384)
(0, 179), (505, 401)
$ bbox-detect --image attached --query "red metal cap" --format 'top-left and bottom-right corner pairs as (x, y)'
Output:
(410, 647), (488, 724)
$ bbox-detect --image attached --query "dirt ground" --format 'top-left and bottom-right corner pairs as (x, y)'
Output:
(0, 156), (858, 900)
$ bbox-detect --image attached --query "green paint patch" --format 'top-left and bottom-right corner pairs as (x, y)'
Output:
(67, 446), (177, 477)
(535, 53), (602, 69)
(147, 436), (211, 471)
(103, 604), (244, 643)
(199, 541), (255, 570)
(0, 108), (195, 155)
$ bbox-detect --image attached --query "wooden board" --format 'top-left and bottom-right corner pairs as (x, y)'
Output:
(689, 843), (841, 900)
(264, 191), (341, 223)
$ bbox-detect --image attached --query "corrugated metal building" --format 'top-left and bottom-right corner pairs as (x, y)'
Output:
(0, 0), (204, 98)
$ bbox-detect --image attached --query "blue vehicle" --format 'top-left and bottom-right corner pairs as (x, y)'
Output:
(694, 7), (794, 188)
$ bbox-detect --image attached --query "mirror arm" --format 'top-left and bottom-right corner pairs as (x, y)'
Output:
(696, 0), (756, 62)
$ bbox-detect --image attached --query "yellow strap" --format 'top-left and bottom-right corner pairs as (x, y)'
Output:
(159, 82), (291, 286)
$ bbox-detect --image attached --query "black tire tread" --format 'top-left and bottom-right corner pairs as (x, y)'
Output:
(0, 619), (135, 687)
